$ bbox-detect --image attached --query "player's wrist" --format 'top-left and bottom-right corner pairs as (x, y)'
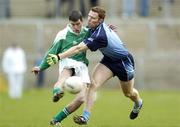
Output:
(57, 54), (61, 60)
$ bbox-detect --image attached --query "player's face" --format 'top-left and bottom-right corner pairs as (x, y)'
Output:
(87, 10), (102, 29)
(70, 19), (82, 33)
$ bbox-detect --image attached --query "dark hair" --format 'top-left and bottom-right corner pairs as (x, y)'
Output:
(91, 6), (106, 20)
(69, 10), (83, 22)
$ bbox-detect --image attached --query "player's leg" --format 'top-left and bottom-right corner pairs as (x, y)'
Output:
(120, 78), (141, 102)
(86, 63), (113, 112)
(120, 78), (143, 119)
(74, 63), (113, 125)
(8, 74), (16, 98)
(51, 60), (90, 125)
(50, 84), (88, 125)
(15, 73), (24, 98)
(52, 68), (73, 102)
(118, 53), (143, 119)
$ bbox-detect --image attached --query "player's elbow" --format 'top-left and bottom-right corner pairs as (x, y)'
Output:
(74, 45), (85, 53)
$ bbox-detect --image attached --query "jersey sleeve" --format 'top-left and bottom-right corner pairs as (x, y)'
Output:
(83, 25), (107, 51)
(39, 41), (62, 71)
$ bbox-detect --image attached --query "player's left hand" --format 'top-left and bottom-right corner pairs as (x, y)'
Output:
(47, 54), (59, 66)
(108, 24), (117, 32)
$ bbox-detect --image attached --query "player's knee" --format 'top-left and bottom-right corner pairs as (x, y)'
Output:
(90, 79), (98, 90)
(77, 95), (85, 103)
(124, 92), (133, 98)
(76, 91), (86, 103)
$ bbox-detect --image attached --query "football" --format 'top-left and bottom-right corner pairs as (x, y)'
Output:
(64, 76), (84, 94)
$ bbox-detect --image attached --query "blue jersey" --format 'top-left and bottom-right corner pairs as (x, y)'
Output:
(84, 22), (129, 61)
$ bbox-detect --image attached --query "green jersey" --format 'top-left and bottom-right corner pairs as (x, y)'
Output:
(39, 25), (89, 71)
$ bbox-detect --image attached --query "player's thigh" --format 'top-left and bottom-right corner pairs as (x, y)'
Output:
(120, 78), (134, 94)
(57, 69), (73, 82)
(92, 63), (113, 88)
(75, 62), (90, 85)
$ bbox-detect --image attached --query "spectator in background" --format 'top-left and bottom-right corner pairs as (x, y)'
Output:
(80, 0), (87, 17)
(55, 0), (75, 17)
(139, 0), (149, 17)
(53, 0), (98, 18)
(2, 43), (27, 99)
(159, 0), (174, 19)
(45, 0), (54, 18)
(122, 0), (136, 18)
(0, 0), (10, 18)
(34, 49), (45, 88)
(90, 0), (99, 7)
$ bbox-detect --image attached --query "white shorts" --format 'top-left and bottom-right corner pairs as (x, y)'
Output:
(59, 58), (90, 84)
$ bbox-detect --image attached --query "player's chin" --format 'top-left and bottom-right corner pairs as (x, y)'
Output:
(88, 23), (95, 29)
(73, 30), (80, 33)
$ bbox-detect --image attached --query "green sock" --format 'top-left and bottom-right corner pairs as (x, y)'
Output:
(53, 87), (61, 94)
(54, 107), (70, 122)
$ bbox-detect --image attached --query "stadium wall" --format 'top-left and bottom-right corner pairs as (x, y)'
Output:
(0, 18), (180, 90)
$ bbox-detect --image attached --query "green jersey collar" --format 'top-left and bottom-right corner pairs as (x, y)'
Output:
(67, 24), (85, 35)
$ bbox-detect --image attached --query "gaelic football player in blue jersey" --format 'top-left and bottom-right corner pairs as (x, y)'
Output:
(47, 6), (143, 125)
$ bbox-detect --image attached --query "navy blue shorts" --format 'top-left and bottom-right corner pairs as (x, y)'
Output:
(100, 53), (135, 81)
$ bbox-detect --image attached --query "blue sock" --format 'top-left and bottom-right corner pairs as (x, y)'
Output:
(82, 110), (90, 121)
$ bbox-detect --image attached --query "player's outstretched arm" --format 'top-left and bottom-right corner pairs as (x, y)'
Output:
(38, 40), (62, 70)
(47, 42), (88, 66)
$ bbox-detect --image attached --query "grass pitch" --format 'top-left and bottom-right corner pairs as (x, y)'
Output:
(0, 88), (179, 127)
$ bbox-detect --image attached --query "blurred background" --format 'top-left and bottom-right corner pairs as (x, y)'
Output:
(0, 0), (180, 127)
(0, 0), (180, 92)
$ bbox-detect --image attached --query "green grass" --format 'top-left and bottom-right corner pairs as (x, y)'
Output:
(0, 88), (180, 127)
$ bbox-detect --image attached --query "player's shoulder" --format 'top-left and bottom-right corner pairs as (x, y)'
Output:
(54, 27), (68, 43)
(82, 26), (89, 31)
(79, 27), (89, 36)
(57, 27), (68, 38)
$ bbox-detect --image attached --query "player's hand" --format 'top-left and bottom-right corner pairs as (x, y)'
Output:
(47, 54), (59, 66)
(31, 66), (40, 75)
(108, 24), (117, 32)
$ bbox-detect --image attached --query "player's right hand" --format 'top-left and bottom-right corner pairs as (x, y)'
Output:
(31, 66), (40, 75)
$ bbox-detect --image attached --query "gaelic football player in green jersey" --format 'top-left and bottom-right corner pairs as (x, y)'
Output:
(32, 11), (90, 126)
